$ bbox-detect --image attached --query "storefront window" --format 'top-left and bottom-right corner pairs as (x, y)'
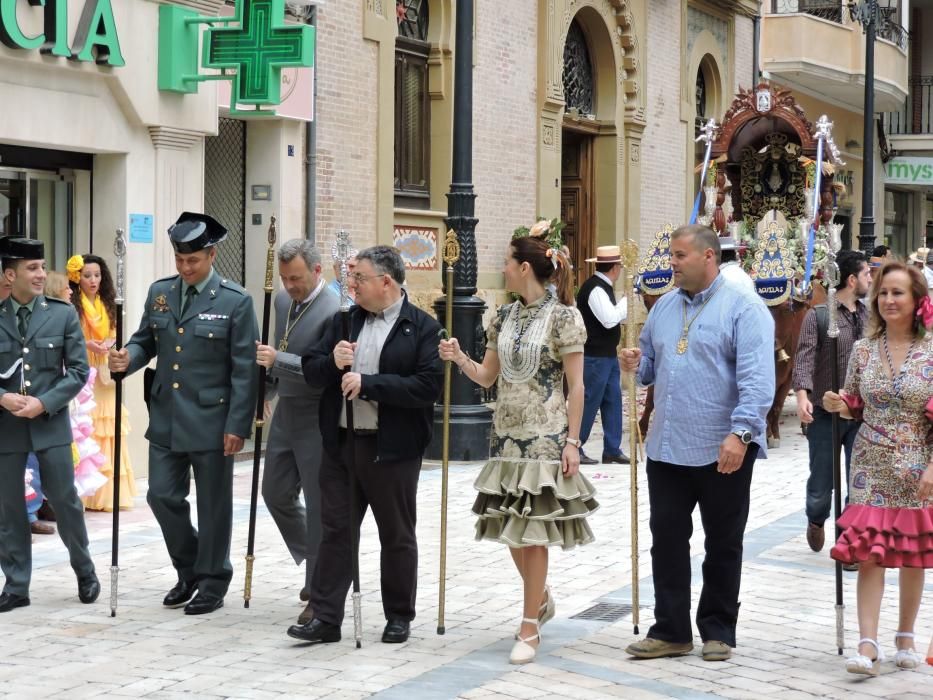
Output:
(926, 194), (933, 248)
(0, 169), (74, 271)
(883, 188), (910, 256)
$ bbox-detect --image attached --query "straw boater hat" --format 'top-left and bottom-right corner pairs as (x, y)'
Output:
(585, 245), (623, 264)
(908, 246), (930, 265)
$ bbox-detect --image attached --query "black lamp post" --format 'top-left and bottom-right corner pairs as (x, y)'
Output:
(426, 0), (493, 461)
(848, 0), (898, 255)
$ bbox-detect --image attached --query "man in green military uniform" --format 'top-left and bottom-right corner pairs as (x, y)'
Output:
(0, 237), (99, 613)
(109, 213), (258, 615)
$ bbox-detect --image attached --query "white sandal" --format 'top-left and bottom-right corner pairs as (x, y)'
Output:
(514, 586), (555, 639)
(846, 638), (883, 676)
(894, 632), (922, 670)
(509, 617), (540, 665)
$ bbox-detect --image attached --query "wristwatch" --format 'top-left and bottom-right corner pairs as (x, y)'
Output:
(731, 430), (752, 445)
(565, 437), (582, 448)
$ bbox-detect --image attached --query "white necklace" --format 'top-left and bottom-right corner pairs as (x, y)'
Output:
(498, 292), (557, 383)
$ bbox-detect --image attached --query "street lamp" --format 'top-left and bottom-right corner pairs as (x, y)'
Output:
(848, 0), (899, 254)
(426, 0), (493, 461)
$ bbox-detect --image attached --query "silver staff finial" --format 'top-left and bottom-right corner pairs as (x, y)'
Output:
(695, 118), (718, 144)
(113, 228), (126, 306)
(331, 229), (354, 312)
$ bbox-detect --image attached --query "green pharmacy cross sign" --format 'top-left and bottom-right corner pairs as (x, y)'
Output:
(159, 0), (313, 117)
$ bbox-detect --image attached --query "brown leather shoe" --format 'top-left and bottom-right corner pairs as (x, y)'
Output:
(702, 640), (732, 661)
(30, 520), (55, 536)
(625, 637), (694, 659)
(297, 603), (314, 625)
(806, 522), (825, 552)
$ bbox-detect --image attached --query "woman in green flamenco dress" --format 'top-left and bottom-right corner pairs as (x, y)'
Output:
(439, 225), (598, 665)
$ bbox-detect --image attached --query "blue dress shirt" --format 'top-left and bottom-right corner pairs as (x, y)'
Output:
(638, 274), (775, 466)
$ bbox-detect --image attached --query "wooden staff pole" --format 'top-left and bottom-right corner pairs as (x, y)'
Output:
(243, 215), (277, 608)
(622, 239), (641, 634)
(437, 229), (460, 635)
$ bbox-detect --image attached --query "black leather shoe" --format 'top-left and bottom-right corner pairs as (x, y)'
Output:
(78, 573), (100, 604)
(36, 500), (56, 522)
(287, 617), (341, 644)
(184, 593), (224, 615)
(163, 580), (197, 608)
(602, 452), (631, 464)
(0, 592), (30, 613)
(382, 619), (410, 643)
(578, 451), (598, 466)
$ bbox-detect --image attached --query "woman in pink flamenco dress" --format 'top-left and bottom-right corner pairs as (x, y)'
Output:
(67, 254), (137, 511)
(824, 261), (933, 676)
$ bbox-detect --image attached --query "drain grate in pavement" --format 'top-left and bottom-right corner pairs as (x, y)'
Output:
(570, 602), (633, 621)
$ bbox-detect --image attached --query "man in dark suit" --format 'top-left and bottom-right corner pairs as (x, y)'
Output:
(255, 238), (339, 624)
(0, 237), (99, 612)
(287, 245), (443, 645)
(109, 212), (258, 615)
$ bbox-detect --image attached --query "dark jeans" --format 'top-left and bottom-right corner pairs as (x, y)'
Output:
(580, 355), (623, 456)
(805, 406), (858, 526)
(646, 445), (758, 648)
(310, 432), (421, 627)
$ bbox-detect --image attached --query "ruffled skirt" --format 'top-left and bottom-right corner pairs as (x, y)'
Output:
(830, 504), (933, 568)
(472, 458), (599, 550)
(81, 375), (137, 511)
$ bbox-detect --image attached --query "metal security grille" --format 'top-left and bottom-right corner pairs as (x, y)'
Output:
(563, 19), (594, 117)
(204, 118), (246, 285)
(570, 603), (634, 622)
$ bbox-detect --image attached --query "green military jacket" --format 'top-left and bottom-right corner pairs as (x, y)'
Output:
(124, 270), (259, 452)
(0, 295), (90, 452)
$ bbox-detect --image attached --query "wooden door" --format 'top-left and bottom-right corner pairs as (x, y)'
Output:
(561, 130), (594, 289)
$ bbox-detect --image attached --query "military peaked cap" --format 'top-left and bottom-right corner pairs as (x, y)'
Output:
(168, 212), (227, 254)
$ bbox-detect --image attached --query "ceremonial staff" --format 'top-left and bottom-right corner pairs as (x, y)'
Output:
(110, 227), (126, 618)
(824, 221), (845, 656)
(437, 229), (460, 636)
(333, 230), (363, 649)
(801, 116), (832, 297)
(690, 119), (718, 225)
(621, 239), (641, 635)
(243, 215), (277, 608)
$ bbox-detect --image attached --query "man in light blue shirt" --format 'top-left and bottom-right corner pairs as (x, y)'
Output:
(621, 225), (774, 662)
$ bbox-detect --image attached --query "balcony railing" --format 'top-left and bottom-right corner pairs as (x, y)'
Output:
(770, 1), (843, 23)
(883, 76), (933, 135)
(769, 1), (909, 50)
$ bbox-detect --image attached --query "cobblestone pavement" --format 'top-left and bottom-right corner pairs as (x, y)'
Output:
(2, 396), (931, 699)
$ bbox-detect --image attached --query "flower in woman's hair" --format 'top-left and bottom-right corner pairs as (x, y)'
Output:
(66, 255), (84, 284)
(916, 295), (933, 336)
(528, 219), (550, 238)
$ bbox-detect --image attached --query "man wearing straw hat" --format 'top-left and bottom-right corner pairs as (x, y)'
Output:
(576, 245), (629, 466)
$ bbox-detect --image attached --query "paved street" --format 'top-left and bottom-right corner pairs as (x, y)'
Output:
(1, 395), (931, 699)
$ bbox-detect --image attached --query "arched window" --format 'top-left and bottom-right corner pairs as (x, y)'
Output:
(395, 0), (431, 208)
(695, 68), (707, 137)
(562, 20), (594, 117)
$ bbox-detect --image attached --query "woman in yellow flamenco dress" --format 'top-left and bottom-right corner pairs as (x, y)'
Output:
(67, 254), (137, 511)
